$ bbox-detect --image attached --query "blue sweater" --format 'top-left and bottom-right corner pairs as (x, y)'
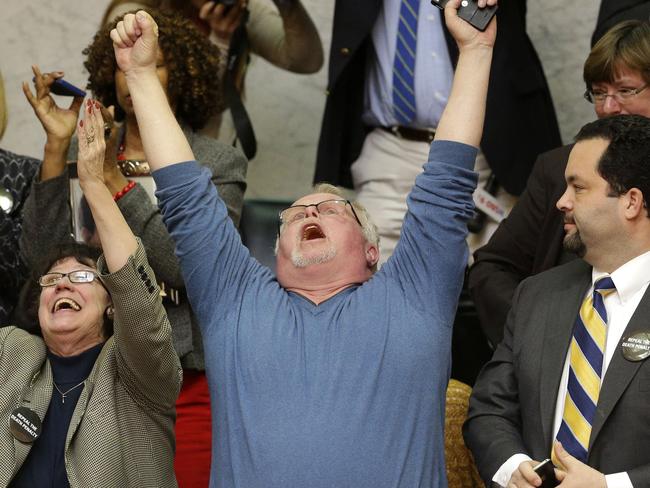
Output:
(154, 141), (477, 488)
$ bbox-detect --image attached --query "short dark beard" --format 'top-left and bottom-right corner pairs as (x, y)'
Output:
(563, 231), (586, 258)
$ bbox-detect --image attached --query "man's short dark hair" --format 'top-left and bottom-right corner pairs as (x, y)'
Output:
(575, 114), (650, 217)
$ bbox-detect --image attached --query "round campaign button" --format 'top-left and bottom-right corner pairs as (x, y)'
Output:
(0, 187), (14, 214)
(9, 407), (42, 443)
(621, 332), (650, 362)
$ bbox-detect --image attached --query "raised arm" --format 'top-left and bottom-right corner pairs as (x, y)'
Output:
(200, 0), (323, 74)
(246, 0), (324, 74)
(22, 66), (83, 181)
(78, 99), (181, 408)
(76, 101), (137, 271)
(383, 0), (495, 310)
(435, 0), (496, 147)
(110, 11), (194, 170)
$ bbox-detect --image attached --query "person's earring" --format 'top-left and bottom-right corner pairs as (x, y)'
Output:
(105, 305), (114, 321)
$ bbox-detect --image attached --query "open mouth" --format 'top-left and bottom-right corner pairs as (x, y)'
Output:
(52, 298), (81, 313)
(302, 223), (325, 241)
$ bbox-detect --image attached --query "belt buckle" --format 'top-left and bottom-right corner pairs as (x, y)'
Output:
(390, 126), (403, 138)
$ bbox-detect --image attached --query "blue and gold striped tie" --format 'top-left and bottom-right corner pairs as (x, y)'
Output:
(554, 276), (616, 463)
(393, 0), (420, 124)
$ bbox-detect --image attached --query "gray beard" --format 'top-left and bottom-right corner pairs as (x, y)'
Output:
(563, 230), (586, 258)
(291, 246), (337, 268)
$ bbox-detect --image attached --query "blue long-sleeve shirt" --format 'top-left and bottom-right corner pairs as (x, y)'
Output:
(154, 140), (477, 488)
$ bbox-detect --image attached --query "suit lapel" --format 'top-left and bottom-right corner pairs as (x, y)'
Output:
(589, 286), (650, 449)
(538, 264), (591, 449)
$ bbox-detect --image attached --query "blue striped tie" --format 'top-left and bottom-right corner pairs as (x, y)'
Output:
(554, 276), (616, 464)
(393, 0), (420, 124)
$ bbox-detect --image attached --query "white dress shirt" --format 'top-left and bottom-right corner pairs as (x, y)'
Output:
(493, 251), (650, 488)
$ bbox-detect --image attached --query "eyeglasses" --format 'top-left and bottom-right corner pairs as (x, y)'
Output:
(278, 199), (362, 230)
(39, 270), (103, 288)
(584, 84), (648, 104)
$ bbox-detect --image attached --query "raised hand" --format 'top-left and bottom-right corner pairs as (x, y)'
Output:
(77, 100), (108, 185)
(443, 0), (497, 51)
(199, 0), (247, 42)
(22, 65), (83, 142)
(110, 11), (160, 76)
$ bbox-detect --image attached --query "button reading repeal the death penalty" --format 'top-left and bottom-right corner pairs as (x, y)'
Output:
(9, 407), (42, 443)
(621, 332), (650, 362)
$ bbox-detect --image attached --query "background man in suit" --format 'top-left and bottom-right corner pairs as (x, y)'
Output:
(469, 20), (650, 347)
(592, 0), (650, 45)
(464, 114), (650, 488)
(315, 0), (560, 264)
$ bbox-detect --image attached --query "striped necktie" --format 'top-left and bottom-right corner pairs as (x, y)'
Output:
(554, 276), (616, 464)
(393, 0), (420, 124)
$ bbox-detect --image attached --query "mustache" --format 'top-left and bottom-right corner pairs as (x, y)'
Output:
(563, 216), (575, 224)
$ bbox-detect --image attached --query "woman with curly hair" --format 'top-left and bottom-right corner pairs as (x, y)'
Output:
(20, 9), (248, 487)
(101, 0), (323, 158)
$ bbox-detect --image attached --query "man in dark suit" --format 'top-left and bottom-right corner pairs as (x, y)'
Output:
(315, 0), (560, 263)
(469, 20), (650, 347)
(465, 114), (650, 487)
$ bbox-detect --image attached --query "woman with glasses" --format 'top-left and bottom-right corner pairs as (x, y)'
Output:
(1, 102), (181, 486)
(20, 9), (248, 486)
(469, 19), (650, 349)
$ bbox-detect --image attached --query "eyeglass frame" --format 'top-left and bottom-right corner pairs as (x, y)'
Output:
(583, 84), (649, 104)
(277, 199), (363, 235)
(39, 269), (107, 291)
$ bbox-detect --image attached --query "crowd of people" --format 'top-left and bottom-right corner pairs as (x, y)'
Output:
(1, 0), (650, 487)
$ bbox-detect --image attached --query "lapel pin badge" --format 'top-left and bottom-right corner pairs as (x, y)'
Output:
(621, 332), (650, 362)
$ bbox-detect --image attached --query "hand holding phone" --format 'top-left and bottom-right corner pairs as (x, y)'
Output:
(24, 67), (86, 148)
(32, 76), (86, 98)
(431, 0), (498, 31)
(533, 459), (560, 488)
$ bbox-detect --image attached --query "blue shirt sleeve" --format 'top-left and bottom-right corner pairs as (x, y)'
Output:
(380, 140), (478, 323)
(153, 161), (263, 331)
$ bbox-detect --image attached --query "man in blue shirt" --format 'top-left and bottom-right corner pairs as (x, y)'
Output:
(108, 1), (495, 486)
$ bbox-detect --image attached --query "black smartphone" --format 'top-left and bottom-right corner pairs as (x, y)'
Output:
(33, 77), (86, 98)
(430, 0), (498, 32)
(533, 459), (559, 488)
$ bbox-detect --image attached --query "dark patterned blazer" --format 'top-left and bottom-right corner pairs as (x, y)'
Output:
(0, 241), (182, 487)
(0, 149), (40, 324)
